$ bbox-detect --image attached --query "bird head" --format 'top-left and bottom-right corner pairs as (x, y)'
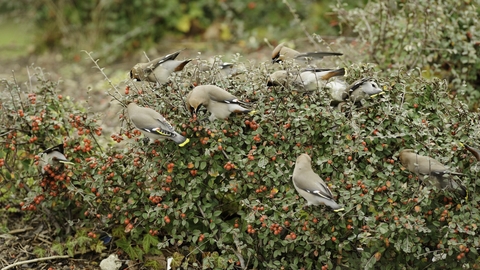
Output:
(398, 149), (414, 167)
(295, 153), (312, 171)
(271, 43), (284, 64)
(129, 69), (141, 81)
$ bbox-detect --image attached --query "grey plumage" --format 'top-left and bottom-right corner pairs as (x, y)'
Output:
(127, 103), (189, 147)
(292, 154), (344, 212)
(325, 79), (349, 103)
(186, 85), (253, 121)
(399, 149), (467, 198)
(130, 49), (191, 84)
(38, 144), (73, 174)
(271, 43), (342, 64)
(346, 77), (383, 102)
(267, 68), (345, 91)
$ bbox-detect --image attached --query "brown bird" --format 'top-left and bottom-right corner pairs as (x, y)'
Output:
(271, 43), (342, 64)
(292, 154), (344, 212)
(130, 49), (191, 84)
(399, 149), (467, 198)
(186, 85), (253, 121)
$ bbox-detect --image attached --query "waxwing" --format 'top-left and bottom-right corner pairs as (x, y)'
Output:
(347, 77), (383, 102)
(399, 149), (467, 198)
(38, 144), (73, 174)
(186, 85), (253, 121)
(127, 103), (189, 147)
(267, 68), (345, 91)
(271, 43), (342, 64)
(130, 49), (191, 84)
(292, 154), (344, 212)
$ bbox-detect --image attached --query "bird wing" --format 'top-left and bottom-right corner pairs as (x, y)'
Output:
(42, 143), (65, 155)
(301, 68), (334, 72)
(294, 51), (343, 60)
(143, 49), (185, 75)
(294, 171), (335, 200)
(207, 90), (251, 107)
(139, 116), (178, 137)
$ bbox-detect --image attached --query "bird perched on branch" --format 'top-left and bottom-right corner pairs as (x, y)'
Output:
(127, 103), (189, 147)
(292, 154), (344, 212)
(399, 149), (467, 198)
(130, 49), (191, 84)
(268, 68), (345, 91)
(38, 144), (74, 174)
(186, 85), (254, 121)
(271, 43), (342, 64)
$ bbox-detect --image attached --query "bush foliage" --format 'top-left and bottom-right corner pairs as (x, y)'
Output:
(1, 55), (480, 269)
(1, 0), (480, 269)
(334, 0), (480, 110)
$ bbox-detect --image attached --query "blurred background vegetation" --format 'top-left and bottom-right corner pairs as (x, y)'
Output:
(0, 0), (365, 62)
(0, 0), (478, 109)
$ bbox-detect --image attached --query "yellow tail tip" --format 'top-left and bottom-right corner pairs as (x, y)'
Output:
(333, 207), (345, 212)
(248, 110), (257, 116)
(179, 138), (190, 147)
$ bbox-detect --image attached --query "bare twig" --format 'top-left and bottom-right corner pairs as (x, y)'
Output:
(7, 227), (34, 234)
(1, 255), (70, 270)
(82, 50), (125, 106)
(231, 234), (246, 269)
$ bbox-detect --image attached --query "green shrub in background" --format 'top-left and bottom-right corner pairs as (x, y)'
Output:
(1, 57), (480, 268)
(23, 0), (360, 60)
(333, 0), (480, 110)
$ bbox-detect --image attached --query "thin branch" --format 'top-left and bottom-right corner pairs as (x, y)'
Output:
(7, 227), (34, 234)
(82, 50), (125, 107)
(1, 255), (70, 270)
(231, 234), (246, 269)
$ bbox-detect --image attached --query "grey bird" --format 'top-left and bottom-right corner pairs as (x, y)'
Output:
(268, 68), (345, 91)
(347, 77), (383, 102)
(39, 144), (74, 174)
(271, 43), (343, 64)
(130, 49), (191, 84)
(292, 154), (345, 212)
(127, 103), (189, 147)
(186, 85), (254, 121)
(399, 149), (467, 198)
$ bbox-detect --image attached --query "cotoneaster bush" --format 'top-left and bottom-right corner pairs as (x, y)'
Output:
(2, 57), (480, 269)
(333, 0), (480, 110)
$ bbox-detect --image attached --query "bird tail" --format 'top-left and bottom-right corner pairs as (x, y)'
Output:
(174, 59), (192, 72)
(161, 49), (185, 63)
(323, 68), (346, 80)
(464, 144), (480, 162)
